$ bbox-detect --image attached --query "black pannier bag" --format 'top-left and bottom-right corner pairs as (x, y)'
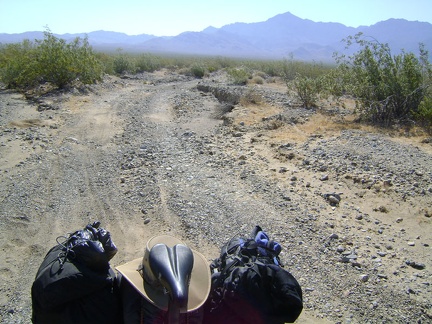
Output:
(204, 226), (303, 324)
(31, 221), (121, 324)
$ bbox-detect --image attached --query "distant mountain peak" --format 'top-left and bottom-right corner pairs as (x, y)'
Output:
(202, 26), (218, 33)
(0, 12), (430, 61)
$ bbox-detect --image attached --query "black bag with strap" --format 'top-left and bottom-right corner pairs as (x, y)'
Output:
(204, 226), (303, 324)
(31, 221), (121, 324)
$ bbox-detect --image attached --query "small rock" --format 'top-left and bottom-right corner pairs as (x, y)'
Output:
(406, 260), (425, 270)
(374, 206), (388, 213)
(407, 241), (415, 246)
(65, 137), (79, 144)
(336, 245), (345, 253)
(328, 195), (340, 205)
(406, 288), (416, 294)
(329, 233), (339, 240)
(360, 274), (369, 282)
(320, 174), (329, 181)
(143, 218), (151, 224)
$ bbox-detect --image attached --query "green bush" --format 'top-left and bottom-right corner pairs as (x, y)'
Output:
(0, 29), (103, 89)
(289, 74), (323, 108)
(190, 63), (206, 78)
(335, 33), (432, 126)
(135, 53), (161, 73)
(415, 95), (432, 129)
(0, 40), (39, 88)
(113, 52), (134, 74)
(227, 67), (250, 85)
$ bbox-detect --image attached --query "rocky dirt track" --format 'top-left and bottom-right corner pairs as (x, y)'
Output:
(0, 70), (431, 323)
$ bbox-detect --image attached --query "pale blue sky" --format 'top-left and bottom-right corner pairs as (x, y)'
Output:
(1, 0), (431, 36)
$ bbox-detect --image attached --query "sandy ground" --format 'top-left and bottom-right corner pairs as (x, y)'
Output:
(0, 71), (431, 323)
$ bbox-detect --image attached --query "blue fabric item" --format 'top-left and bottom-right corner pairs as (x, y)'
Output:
(254, 231), (282, 256)
(238, 238), (245, 248)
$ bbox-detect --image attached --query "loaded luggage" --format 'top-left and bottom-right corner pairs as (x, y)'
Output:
(204, 225), (303, 324)
(31, 221), (121, 324)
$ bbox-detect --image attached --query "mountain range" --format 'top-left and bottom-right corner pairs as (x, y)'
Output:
(1, 12), (431, 62)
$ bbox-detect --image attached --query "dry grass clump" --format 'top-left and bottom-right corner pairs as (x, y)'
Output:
(239, 88), (263, 106)
(249, 76), (265, 85)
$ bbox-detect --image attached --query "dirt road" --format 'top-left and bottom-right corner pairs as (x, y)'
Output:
(0, 71), (431, 323)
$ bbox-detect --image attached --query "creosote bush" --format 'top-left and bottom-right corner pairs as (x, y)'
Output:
(227, 67), (250, 85)
(135, 54), (161, 73)
(288, 74), (323, 108)
(335, 33), (432, 126)
(0, 29), (103, 89)
(190, 64), (206, 78)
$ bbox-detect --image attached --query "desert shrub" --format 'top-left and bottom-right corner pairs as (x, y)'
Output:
(227, 67), (250, 85)
(0, 30), (102, 89)
(319, 67), (349, 100)
(135, 54), (161, 73)
(95, 52), (115, 75)
(240, 88), (263, 105)
(289, 74), (323, 108)
(250, 76), (264, 84)
(190, 63), (206, 78)
(335, 33), (432, 126)
(260, 61), (284, 77)
(113, 51), (134, 74)
(0, 40), (39, 88)
(415, 94), (432, 129)
(255, 71), (267, 79)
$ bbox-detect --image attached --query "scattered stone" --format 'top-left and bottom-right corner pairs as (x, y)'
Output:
(407, 241), (415, 246)
(320, 174), (329, 181)
(327, 195), (340, 205)
(374, 205), (388, 213)
(406, 260), (426, 270)
(360, 274), (369, 282)
(336, 245), (345, 253)
(65, 137), (79, 144)
(2, 68), (432, 324)
(406, 288), (416, 294)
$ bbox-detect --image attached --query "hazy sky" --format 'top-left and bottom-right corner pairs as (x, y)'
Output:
(1, 0), (431, 36)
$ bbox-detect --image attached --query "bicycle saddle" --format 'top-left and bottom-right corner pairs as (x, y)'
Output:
(149, 243), (194, 313)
